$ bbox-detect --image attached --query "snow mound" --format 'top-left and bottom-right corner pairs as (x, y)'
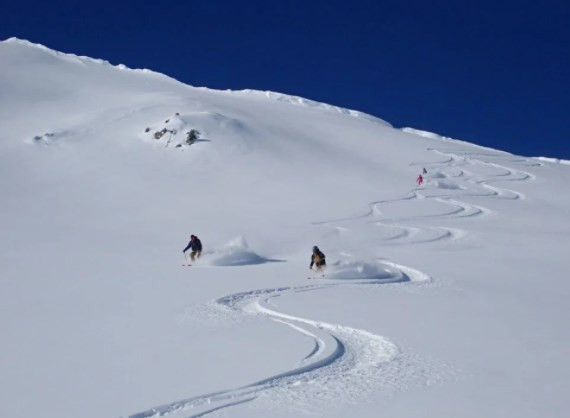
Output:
(430, 172), (447, 179)
(140, 111), (252, 151)
(204, 237), (272, 266)
(325, 259), (395, 281)
(431, 179), (464, 190)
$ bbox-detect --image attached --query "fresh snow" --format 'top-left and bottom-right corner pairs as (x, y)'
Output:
(1, 38), (569, 418)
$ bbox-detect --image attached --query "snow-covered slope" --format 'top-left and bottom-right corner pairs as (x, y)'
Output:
(1, 38), (569, 418)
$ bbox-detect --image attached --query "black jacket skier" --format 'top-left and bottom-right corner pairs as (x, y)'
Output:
(183, 236), (202, 252)
(310, 246), (326, 270)
(183, 235), (202, 262)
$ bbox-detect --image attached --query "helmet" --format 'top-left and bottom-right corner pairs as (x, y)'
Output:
(313, 246), (319, 252)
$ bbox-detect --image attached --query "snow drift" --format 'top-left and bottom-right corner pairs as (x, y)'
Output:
(202, 237), (275, 267)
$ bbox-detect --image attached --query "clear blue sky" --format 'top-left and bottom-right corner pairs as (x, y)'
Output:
(3, 0), (569, 158)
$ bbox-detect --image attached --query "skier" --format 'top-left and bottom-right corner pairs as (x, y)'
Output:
(310, 246), (326, 273)
(422, 167), (428, 175)
(183, 234), (202, 263)
(416, 174), (424, 186)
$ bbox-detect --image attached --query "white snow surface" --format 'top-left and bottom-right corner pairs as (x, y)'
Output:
(1, 38), (569, 418)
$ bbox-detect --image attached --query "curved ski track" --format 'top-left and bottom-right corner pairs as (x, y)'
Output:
(127, 148), (536, 418)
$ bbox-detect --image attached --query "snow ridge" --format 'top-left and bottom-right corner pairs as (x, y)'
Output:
(401, 127), (518, 155)
(534, 156), (570, 165)
(2, 37), (391, 126)
(232, 89), (392, 125)
(2, 37), (163, 76)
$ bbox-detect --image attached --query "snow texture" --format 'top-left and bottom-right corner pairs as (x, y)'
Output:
(1, 38), (569, 418)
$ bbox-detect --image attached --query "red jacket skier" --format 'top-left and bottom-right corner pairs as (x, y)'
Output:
(416, 174), (424, 186)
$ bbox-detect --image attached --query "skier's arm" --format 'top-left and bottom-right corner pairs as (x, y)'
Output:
(182, 242), (192, 253)
(310, 254), (315, 268)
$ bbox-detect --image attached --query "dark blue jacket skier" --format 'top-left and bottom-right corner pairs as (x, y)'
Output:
(183, 235), (202, 252)
(183, 235), (202, 262)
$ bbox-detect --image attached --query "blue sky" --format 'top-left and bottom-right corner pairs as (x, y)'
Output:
(3, 0), (569, 158)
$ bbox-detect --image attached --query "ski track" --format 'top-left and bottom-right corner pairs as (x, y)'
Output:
(127, 148), (535, 418)
(321, 148), (535, 247)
